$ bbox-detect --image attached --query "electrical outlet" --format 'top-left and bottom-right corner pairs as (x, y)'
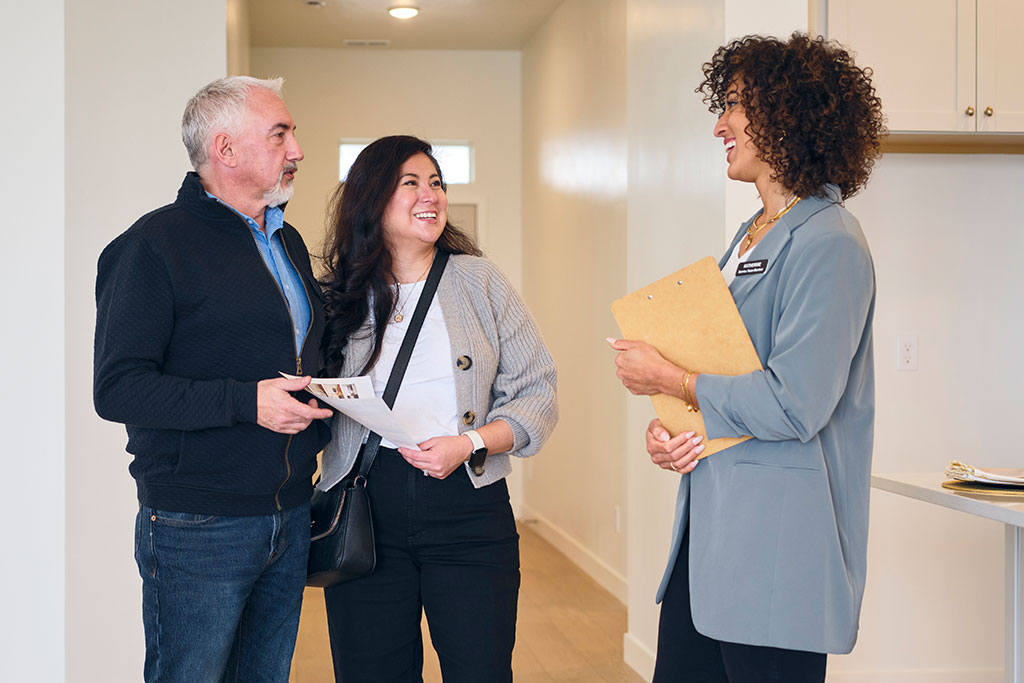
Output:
(897, 335), (918, 371)
(614, 505), (622, 534)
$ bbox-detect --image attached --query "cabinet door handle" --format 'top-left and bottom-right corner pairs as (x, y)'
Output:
(985, 106), (994, 117)
(965, 106), (975, 116)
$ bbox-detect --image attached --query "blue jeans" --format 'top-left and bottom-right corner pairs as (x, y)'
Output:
(134, 503), (310, 683)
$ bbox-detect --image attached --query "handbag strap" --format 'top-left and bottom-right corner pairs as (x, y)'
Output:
(356, 249), (450, 478)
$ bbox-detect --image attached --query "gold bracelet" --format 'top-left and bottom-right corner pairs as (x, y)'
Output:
(684, 370), (699, 413)
(681, 370), (696, 413)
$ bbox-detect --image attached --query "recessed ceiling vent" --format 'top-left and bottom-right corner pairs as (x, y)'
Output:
(304, 1), (326, 6)
(343, 39), (392, 47)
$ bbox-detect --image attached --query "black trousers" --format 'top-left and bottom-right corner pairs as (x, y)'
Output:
(324, 448), (520, 683)
(652, 528), (827, 683)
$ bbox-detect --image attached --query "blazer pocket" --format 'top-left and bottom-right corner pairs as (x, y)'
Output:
(734, 459), (820, 473)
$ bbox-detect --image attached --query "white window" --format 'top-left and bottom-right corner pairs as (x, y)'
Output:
(339, 141), (473, 184)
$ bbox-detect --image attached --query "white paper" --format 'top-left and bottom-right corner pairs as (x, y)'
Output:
(282, 374), (420, 450)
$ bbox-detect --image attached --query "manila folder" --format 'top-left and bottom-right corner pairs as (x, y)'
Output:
(611, 256), (762, 458)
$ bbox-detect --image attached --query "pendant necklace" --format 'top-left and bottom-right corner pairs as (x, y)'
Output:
(392, 258), (433, 323)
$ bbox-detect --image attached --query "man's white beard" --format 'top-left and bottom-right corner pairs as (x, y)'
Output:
(263, 178), (294, 208)
(263, 166), (296, 207)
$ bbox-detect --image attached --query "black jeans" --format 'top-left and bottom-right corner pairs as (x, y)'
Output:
(652, 527), (827, 683)
(324, 448), (520, 683)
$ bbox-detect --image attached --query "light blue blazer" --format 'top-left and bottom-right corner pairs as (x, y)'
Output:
(657, 186), (875, 654)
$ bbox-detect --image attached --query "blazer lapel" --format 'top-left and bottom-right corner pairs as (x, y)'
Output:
(726, 189), (840, 310)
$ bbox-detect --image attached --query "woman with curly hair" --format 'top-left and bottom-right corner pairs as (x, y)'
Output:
(611, 33), (884, 682)
(318, 135), (557, 682)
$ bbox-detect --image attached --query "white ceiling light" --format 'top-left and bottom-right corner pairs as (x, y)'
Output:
(388, 6), (419, 19)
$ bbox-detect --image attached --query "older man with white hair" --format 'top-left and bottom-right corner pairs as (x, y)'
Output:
(94, 76), (333, 683)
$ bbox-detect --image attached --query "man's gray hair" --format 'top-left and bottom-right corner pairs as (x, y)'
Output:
(182, 76), (285, 171)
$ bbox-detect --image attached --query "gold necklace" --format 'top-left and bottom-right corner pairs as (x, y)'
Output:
(392, 258), (433, 323)
(745, 195), (801, 250)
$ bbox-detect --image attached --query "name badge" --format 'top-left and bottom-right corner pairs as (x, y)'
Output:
(736, 259), (768, 277)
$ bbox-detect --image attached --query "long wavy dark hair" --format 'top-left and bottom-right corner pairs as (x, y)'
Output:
(697, 33), (885, 200)
(320, 135), (481, 377)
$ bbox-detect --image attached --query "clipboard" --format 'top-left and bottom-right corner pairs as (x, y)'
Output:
(611, 256), (762, 458)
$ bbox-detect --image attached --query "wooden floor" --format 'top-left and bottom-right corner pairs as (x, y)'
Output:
(290, 521), (645, 682)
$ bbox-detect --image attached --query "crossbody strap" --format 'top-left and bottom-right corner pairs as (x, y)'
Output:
(356, 249), (450, 477)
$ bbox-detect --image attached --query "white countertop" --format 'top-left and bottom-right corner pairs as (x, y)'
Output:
(872, 472), (1024, 528)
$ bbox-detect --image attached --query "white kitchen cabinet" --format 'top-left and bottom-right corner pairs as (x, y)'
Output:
(828, 0), (1024, 134)
(976, 0), (1024, 133)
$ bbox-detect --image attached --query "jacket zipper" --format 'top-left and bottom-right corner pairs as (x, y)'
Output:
(238, 216), (317, 511)
(271, 236), (317, 510)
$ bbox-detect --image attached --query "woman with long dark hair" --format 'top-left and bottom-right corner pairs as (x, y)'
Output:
(611, 34), (884, 682)
(318, 135), (557, 682)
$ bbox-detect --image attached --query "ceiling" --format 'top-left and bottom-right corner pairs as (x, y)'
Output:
(248, 0), (566, 50)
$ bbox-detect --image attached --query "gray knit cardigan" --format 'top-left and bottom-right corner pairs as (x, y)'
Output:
(319, 254), (558, 490)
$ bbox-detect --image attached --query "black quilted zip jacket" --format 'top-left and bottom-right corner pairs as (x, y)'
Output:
(94, 172), (329, 516)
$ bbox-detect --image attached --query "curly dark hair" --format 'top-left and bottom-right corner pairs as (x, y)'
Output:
(320, 135), (481, 377)
(697, 32), (885, 199)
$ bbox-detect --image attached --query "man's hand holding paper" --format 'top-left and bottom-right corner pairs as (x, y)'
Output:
(282, 373), (420, 449)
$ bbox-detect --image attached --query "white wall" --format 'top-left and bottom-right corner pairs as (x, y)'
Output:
(520, 0), (631, 600)
(65, 2), (225, 681)
(3, 2), (66, 681)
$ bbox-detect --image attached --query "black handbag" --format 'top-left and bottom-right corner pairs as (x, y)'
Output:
(306, 251), (449, 588)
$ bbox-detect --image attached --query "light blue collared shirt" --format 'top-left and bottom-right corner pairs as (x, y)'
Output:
(207, 194), (312, 353)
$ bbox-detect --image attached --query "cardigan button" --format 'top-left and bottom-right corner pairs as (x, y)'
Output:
(456, 355), (473, 370)
(462, 411), (476, 426)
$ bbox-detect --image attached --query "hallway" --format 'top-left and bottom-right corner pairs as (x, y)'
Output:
(290, 523), (645, 682)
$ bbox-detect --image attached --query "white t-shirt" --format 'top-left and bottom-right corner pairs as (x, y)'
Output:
(721, 238), (757, 286)
(369, 281), (459, 449)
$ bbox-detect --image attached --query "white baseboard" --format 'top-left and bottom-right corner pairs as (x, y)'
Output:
(517, 505), (628, 604)
(826, 668), (1001, 683)
(623, 631), (655, 682)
